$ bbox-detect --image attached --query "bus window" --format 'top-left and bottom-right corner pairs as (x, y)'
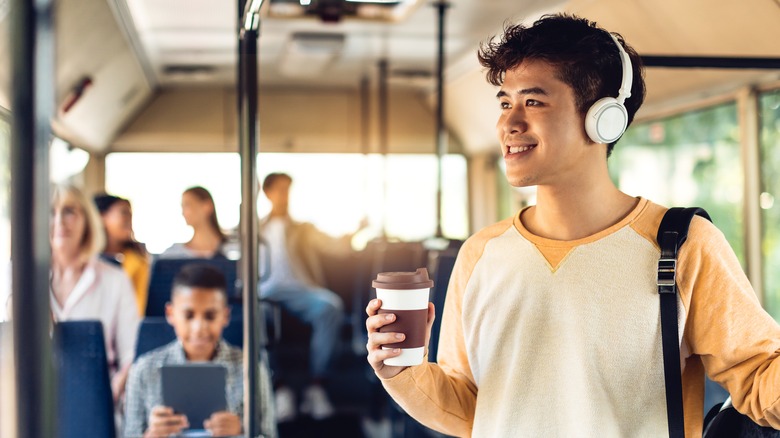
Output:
(256, 153), (469, 244)
(106, 152), (469, 255)
(611, 103), (745, 265)
(104, 153), (241, 255)
(760, 89), (780, 320)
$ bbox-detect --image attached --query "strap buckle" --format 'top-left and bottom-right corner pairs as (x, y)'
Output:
(657, 258), (677, 289)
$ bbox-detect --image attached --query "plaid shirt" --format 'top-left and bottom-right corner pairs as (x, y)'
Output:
(123, 339), (276, 438)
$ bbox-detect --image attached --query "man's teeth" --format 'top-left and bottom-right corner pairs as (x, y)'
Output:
(509, 145), (536, 153)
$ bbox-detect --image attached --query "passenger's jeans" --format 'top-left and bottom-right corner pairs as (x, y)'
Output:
(262, 284), (344, 379)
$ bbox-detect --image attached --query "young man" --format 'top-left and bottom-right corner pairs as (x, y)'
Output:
(365, 14), (780, 437)
(259, 172), (365, 421)
(124, 264), (277, 438)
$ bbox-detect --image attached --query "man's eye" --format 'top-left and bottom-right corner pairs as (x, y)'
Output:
(500, 101), (511, 109)
(184, 311), (194, 320)
(204, 312), (216, 321)
(526, 99), (542, 106)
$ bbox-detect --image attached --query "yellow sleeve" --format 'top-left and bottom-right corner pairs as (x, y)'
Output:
(679, 216), (780, 427)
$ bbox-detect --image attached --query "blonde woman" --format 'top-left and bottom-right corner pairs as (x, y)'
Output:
(50, 185), (139, 402)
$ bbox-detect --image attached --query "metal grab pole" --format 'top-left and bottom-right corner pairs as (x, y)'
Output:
(434, 1), (449, 238)
(378, 59), (389, 240)
(238, 1), (262, 435)
(10, 0), (56, 436)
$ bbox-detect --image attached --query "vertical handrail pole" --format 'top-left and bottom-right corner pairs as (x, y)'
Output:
(10, 0), (56, 436)
(433, 1), (449, 238)
(238, 1), (262, 435)
(378, 59), (389, 239)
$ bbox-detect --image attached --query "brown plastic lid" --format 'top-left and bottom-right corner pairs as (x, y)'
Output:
(372, 267), (434, 290)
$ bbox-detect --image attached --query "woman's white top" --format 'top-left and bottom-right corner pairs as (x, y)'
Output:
(50, 258), (140, 372)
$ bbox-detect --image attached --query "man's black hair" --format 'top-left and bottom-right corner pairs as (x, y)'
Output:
(171, 263), (228, 300)
(478, 13), (646, 156)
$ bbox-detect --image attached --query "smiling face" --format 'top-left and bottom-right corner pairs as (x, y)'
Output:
(166, 287), (230, 361)
(496, 60), (597, 188)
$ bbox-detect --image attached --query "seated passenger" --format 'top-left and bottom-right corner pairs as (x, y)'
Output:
(124, 263), (276, 438)
(93, 194), (150, 316)
(259, 173), (365, 421)
(50, 184), (139, 402)
(159, 186), (229, 259)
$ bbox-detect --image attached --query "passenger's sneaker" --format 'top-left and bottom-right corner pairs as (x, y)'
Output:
(299, 384), (335, 420)
(274, 386), (297, 423)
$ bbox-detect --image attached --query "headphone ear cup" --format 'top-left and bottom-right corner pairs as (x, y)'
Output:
(585, 97), (629, 144)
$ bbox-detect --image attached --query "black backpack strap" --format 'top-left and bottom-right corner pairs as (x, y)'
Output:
(656, 207), (712, 438)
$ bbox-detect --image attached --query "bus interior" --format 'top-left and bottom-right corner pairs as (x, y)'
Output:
(1, 0), (780, 436)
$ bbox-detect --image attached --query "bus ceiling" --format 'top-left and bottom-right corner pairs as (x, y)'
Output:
(0, 0), (778, 155)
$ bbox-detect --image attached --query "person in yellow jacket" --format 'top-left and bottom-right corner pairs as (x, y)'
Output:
(366, 14), (780, 437)
(94, 194), (150, 315)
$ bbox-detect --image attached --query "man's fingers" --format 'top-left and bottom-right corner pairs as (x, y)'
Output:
(366, 331), (405, 352)
(365, 298), (382, 316)
(367, 345), (402, 367)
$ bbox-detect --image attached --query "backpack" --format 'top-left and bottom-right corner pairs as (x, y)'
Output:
(656, 207), (780, 437)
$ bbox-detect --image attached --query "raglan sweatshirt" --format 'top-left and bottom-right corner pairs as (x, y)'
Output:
(380, 198), (780, 437)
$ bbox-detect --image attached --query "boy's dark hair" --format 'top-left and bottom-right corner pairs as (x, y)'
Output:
(171, 263), (228, 300)
(262, 172), (292, 192)
(477, 13), (646, 156)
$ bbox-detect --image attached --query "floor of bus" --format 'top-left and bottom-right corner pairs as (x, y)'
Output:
(270, 342), (392, 438)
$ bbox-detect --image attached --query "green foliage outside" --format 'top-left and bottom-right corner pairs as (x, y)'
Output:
(760, 90), (780, 320)
(610, 103), (745, 266)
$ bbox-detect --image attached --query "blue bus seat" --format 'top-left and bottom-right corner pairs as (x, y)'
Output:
(52, 320), (115, 438)
(134, 316), (244, 360)
(427, 250), (457, 363)
(146, 258), (240, 317)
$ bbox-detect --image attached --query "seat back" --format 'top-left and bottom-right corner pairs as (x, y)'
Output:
(134, 317), (244, 360)
(146, 258), (240, 316)
(428, 250), (457, 363)
(53, 320), (115, 438)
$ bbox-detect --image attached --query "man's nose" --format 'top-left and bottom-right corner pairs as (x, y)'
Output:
(501, 107), (528, 134)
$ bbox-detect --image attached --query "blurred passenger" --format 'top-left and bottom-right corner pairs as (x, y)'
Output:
(50, 184), (139, 402)
(259, 172), (365, 422)
(160, 186), (228, 259)
(93, 194), (150, 315)
(124, 263), (276, 438)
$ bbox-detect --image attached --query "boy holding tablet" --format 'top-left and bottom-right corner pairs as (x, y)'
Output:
(124, 264), (276, 438)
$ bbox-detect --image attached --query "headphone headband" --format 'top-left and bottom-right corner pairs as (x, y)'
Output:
(607, 32), (632, 104)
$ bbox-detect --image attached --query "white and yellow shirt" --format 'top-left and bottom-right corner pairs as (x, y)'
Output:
(381, 198), (780, 437)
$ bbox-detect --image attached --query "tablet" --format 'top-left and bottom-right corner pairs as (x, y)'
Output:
(161, 364), (227, 431)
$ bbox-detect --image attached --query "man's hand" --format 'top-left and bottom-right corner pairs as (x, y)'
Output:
(144, 406), (188, 437)
(204, 411), (241, 437)
(365, 299), (435, 379)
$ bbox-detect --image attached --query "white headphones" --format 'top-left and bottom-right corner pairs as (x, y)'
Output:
(584, 33), (633, 144)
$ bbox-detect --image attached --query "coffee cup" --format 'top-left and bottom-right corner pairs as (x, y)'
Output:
(372, 267), (434, 366)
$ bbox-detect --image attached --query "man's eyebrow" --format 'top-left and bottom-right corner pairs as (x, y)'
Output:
(496, 87), (549, 99)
